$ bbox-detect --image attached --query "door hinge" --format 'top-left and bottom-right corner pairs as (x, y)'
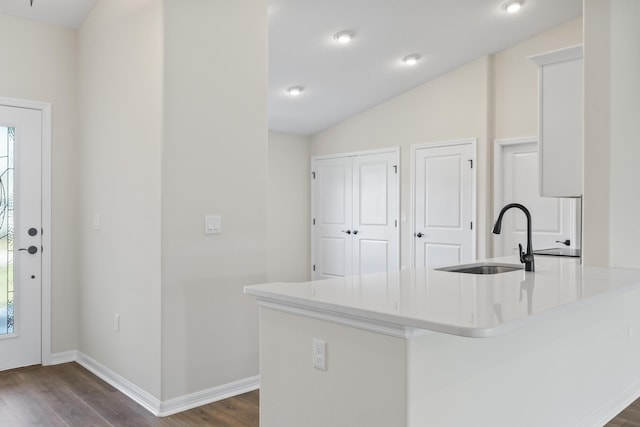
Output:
(395, 219), (398, 227)
(468, 159), (473, 169)
(313, 265), (316, 271)
(312, 171), (316, 179)
(470, 221), (473, 230)
(393, 165), (398, 174)
(313, 218), (316, 225)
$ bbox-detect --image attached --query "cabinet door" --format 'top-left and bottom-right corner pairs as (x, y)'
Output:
(531, 46), (583, 197)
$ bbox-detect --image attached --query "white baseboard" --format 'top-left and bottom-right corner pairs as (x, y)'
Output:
(76, 352), (163, 415)
(582, 380), (640, 426)
(47, 350), (260, 418)
(158, 375), (260, 417)
(49, 350), (78, 365)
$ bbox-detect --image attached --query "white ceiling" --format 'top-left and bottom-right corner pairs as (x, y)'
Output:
(0, 0), (96, 29)
(0, 0), (582, 136)
(269, 0), (582, 135)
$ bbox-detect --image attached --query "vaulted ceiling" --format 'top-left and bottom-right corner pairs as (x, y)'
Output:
(0, 0), (583, 136)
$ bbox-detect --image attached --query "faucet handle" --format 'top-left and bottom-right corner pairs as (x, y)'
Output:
(519, 243), (535, 263)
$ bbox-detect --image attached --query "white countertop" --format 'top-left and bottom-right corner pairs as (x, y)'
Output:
(245, 256), (640, 338)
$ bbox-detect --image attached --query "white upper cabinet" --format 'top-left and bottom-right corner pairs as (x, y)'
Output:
(529, 45), (583, 198)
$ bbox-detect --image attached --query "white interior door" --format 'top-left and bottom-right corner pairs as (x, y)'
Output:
(494, 139), (578, 256)
(0, 105), (42, 371)
(414, 142), (475, 269)
(312, 150), (399, 279)
(312, 156), (353, 279)
(352, 152), (398, 275)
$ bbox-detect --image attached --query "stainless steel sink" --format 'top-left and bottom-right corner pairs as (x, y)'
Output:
(435, 262), (523, 275)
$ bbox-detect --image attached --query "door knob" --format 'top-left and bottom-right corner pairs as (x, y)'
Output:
(352, 230), (359, 235)
(415, 232), (424, 238)
(19, 246), (38, 255)
(341, 230), (352, 235)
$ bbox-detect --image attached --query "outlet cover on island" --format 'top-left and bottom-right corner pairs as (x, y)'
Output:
(312, 338), (326, 370)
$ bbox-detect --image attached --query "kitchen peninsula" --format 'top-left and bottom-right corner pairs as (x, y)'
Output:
(245, 257), (640, 426)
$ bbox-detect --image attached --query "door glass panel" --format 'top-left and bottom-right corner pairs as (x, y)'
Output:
(0, 127), (14, 335)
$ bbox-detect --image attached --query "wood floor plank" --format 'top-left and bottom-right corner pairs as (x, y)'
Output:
(205, 394), (259, 426)
(20, 366), (110, 427)
(0, 398), (24, 427)
(609, 402), (640, 427)
(0, 386), (68, 426)
(48, 364), (160, 427)
(0, 363), (260, 426)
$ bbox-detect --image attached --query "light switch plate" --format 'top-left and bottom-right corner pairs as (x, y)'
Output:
(204, 215), (221, 234)
(93, 214), (101, 231)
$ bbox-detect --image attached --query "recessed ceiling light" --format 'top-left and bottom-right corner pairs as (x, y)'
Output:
(402, 54), (421, 66)
(502, 0), (524, 13)
(287, 86), (304, 96)
(333, 31), (355, 44)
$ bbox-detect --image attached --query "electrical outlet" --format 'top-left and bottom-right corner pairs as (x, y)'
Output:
(312, 338), (326, 370)
(114, 313), (120, 332)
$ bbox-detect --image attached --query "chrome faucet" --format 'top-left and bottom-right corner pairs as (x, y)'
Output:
(492, 203), (535, 272)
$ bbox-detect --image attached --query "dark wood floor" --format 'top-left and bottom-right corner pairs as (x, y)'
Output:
(2, 362), (640, 426)
(0, 363), (258, 426)
(608, 399), (640, 427)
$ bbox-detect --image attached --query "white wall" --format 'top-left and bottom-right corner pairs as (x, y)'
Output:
(268, 131), (311, 282)
(493, 18), (583, 140)
(77, 0), (163, 398)
(607, 0), (640, 268)
(77, 0), (268, 402)
(311, 57), (492, 266)
(161, 0), (268, 400)
(0, 15), (78, 354)
(583, 0), (640, 268)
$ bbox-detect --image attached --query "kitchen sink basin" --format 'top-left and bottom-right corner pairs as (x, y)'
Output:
(435, 262), (523, 275)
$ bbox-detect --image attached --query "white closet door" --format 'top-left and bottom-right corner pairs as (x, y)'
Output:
(312, 150), (399, 280)
(312, 157), (353, 279)
(352, 152), (398, 275)
(414, 143), (475, 269)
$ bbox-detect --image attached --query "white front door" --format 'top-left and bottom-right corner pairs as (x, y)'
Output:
(0, 105), (42, 371)
(413, 142), (475, 268)
(494, 139), (578, 256)
(312, 150), (399, 279)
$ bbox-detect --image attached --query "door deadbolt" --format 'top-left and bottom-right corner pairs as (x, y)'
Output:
(28, 227), (38, 236)
(19, 246), (38, 255)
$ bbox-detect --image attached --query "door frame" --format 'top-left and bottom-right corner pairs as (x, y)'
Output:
(0, 97), (52, 366)
(310, 147), (400, 278)
(410, 138), (477, 268)
(493, 136), (580, 256)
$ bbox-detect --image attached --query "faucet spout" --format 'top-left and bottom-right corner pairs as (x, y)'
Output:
(493, 203), (535, 272)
